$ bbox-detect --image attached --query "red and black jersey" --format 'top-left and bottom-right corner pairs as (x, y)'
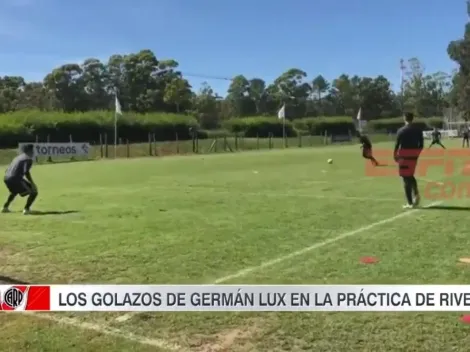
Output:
(359, 135), (372, 149)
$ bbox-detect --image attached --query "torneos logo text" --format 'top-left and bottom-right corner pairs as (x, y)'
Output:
(18, 143), (90, 157)
(36, 145), (77, 156)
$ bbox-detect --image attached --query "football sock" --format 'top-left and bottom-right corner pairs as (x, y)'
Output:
(24, 192), (37, 210)
(403, 177), (413, 205)
(3, 194), (16, 208)
(410, 177), (419, 197)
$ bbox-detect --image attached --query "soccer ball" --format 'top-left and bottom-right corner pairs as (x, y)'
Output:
(327, 159), (333, 164)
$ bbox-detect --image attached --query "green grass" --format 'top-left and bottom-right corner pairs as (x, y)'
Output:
(1, 139), (470, 351)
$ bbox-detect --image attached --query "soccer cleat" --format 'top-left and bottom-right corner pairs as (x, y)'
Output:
(1, 208), (10, 213)
(402, 204), (413, 209)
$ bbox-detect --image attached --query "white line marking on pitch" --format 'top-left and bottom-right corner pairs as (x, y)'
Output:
(30, 313), (184, 351)
(213, 201), (442, 283)
(420, 178), (444, 186)
(115, 200), (442, 323)
(216, 192), (401, 202)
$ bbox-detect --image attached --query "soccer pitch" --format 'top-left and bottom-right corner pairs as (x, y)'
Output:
(2, 140), (470, 351)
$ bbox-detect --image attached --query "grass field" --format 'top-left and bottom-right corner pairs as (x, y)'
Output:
(2, 139), (470, 351)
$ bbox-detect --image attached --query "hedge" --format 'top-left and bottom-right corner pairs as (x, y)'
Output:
(292, 117), (355, 135)
(0, 111), (446, 148)
(223, 117), (297, 137)
(224, 116), (444, 137)
(367, 117), (443, 132)
(0, 110), (199, 148)
(223, 116), (359, 137)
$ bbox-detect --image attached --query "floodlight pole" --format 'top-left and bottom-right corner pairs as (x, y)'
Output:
(400, 59), (406, 114)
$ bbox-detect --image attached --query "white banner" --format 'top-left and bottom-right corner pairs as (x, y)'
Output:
(18, 143), (90, 157)
(2, 285), (470, 312)
(423, 130), (458, 139)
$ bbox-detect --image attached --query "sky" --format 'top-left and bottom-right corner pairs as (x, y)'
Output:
(0, 0), (466, 96)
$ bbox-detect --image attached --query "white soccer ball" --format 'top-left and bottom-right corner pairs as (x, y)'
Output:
(327, 159), (333, 164)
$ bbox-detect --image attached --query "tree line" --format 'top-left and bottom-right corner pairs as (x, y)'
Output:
(0, 50), (455, 129)
(448, 1), (470, 119)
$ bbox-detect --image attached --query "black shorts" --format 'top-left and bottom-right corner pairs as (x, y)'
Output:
(463, 135), (469, 140)
(398, 159), (418, 177)
(362, 148), (372, 158)
(4, 178), (33, 197)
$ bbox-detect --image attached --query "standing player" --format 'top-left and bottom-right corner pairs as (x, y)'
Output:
(462, 126), (469, 148)
(394, 112), (424, 209)
(428, 128), (446, 149)
(2, 144), (38, 214)
(357, 132), (378, 166)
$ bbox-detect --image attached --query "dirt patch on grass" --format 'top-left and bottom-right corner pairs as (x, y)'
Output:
(0, 245), (90, 284)
(0, 246), (31, 284)
(0, 246), (24, 266)
(190, 320), (262, 352)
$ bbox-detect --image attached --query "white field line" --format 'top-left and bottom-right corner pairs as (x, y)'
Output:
(213, 200), (442, 283)
(27, 313), (184, 351)
(420, 178), (444, 186)
(115, 200), (442, 323)
(195, 190), (401, 202)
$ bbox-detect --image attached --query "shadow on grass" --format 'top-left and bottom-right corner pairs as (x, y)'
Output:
(423, 205), (470, 211)
(30, 210), (79, 216)
(0, 275), (30, 284)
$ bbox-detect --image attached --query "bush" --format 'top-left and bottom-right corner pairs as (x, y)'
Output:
(224, 116), (445, 137)
(0, 111), (446, 149)
(202, 129), (231, 138)
(223, 117), (297, 137)
(367, 117), (443, 132)
(0, 110), (199, 148)
(293, 116), (355, 135)
(224, 116), (356, 137)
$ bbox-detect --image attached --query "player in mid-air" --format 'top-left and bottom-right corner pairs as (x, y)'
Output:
(357, 132), (379, 166)
(462, 126), (469, 147)
(394, 112), (424, 209)
(2, 144), (38, 214)
(428, 128), (445, 149)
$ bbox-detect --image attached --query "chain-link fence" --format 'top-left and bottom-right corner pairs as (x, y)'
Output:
(0, 132), (396, 166)
(443, 107), (467, 132)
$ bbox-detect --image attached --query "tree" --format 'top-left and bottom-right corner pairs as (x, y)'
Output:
(121, 49), (159, 112)
(448, 2), (470, 114)
(81, 58), (110, 110)
(44, 64), (85, 112)
(0, 76), (25, 112)
(401, 58), (451, 117)
(248, 78), (267, 115)
(192, 82), (220, 129)
(0, 48), (455, 122)
(16, 82), (56, 111)
(358, 76), (396, 118)
(311, 75), (329, 101)
(272, 68), (311, 118)
(331, 74), (353, 115)
(163, 78), (192, 112)
(226, 75), (251, 117)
